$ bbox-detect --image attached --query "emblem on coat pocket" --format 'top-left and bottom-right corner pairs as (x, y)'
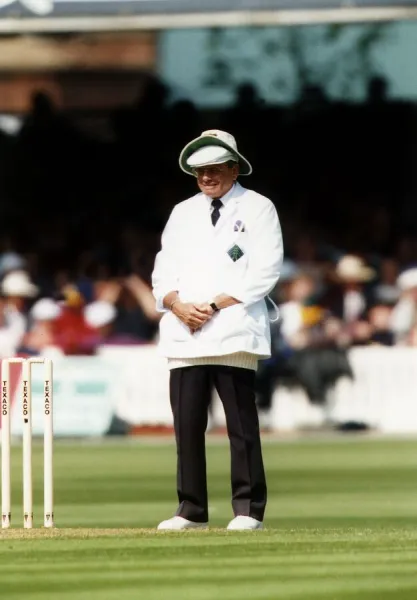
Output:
(227, 244), (244, 262)
(233, 220), (245, 232)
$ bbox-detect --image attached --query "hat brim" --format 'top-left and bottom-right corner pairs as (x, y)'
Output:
(334, 267), (375, 283)
(397, 269), (417, 291)
(179, 136), (252, 176)
(2, 284), (38, 297)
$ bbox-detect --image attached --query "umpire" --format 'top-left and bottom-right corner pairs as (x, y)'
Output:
(152, 130), (283, 530)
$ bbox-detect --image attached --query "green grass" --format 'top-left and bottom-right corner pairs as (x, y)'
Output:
(1, 435), (417, 599)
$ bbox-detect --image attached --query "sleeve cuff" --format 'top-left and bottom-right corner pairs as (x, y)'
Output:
(155, 295), (169, 313)
(222, 287), (249, 306)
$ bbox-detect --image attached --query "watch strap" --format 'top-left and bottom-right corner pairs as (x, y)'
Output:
(210, 302), (220, 312)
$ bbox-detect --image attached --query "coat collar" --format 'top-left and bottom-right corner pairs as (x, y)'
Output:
(196, 182), (246, 238)
(211, 182), (245, 235)
(202, 181), (246, 207)
(202, 182), (234, 208)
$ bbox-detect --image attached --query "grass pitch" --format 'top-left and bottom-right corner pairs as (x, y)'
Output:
(1, 436), (417, 599)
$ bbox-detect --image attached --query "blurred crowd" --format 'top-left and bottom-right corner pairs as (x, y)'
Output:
(0, 251), (160, 357)
(0, 74), (416, 378)
(255, 253), (417, 422)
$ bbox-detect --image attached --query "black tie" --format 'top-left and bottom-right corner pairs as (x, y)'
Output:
(211, 199), (223, 226)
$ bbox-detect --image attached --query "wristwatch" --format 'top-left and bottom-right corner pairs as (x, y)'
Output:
(210, 302), (220, 312)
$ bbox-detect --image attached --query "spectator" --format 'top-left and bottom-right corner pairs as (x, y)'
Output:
(322, 255), (375, 346)
(279, 272), (322, 348)
(372, 257), (400, 308)
(0, 270), (38, 357)
(20, 298), (63, 356)
(84, 299), (144, 346)
(390, 267), (417, 345)
(52, 283), (97, 355)
(367, 300), (396, 346)
(84, 300), (117, 347)
(96, 276), (160, 342)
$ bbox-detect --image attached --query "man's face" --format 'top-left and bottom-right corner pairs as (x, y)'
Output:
(194, 162), (239, 199)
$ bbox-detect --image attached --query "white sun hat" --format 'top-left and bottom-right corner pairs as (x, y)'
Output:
(335, 255), (375, 282)
(1, 270), (38, 297)
(179, 129), (252, 176)
(84, 301), (117, 329)
(30, 298), (62, 321)
(397, 267), (417, 292)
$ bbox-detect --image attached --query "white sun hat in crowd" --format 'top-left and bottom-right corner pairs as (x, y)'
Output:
(335, 255), (375, 282)
(397, 267), (417, 292)
(84, 301), (117, 329)
(179, 129), (252, 176)
(1, 270), (38, 297)
(30, 298), (62, 321)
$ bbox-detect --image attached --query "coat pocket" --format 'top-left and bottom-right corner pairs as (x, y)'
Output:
(230, 230), (250, 252)
(246, 301), (268, 335)
(201, 302), (266, 341)
(159, 311), (191, 342)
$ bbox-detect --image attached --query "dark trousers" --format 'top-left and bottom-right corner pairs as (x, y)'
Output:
(170, 365), (267, 523)
(255, 360), (277, 411)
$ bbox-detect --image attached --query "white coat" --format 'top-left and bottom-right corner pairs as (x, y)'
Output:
(152, 182), (283, 359)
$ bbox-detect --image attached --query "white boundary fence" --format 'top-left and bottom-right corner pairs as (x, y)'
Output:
(1, 346), (417, 436)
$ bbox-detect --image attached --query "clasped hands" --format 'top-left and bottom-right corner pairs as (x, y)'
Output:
(172, 301), (216, 333)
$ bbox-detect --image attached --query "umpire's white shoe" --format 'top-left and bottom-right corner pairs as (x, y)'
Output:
(227, 516), (263, 531)
(157, 516), (208, 531)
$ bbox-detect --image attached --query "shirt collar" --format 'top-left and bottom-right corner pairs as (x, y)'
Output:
(206, 183), (236, 207)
